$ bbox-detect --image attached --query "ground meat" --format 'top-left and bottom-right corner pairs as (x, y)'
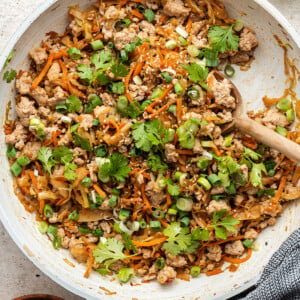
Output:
(57, 132), (72, 146)
(166, 253), (187, 268)
(157, 266), (177, 284)
(16, 97), (37, 127)
(192, 34), (208, 49)
(21, 141), (41, 160)
(142, 248), (152, 259)
(30, 86), (48, 106)
(145, 0), (159, 10)
(262, 109), (288, 130)
(70, 243), (89, 263)
(145, 180), (165, 206)
(193, 138), (203, 154)
(163, 0), (190, 17)
(211, 186), (225, 195)
(233, 138), (244, 154)
(234, 194), (245, 206)
(230, 51), (250, 64)
(105, 5), (125, 19)
(128, 84), (148, 101)
(99, 221), (111, 234)
(109, 260), (125, 273)
(68, 20), (82, 37)
(61, 236), (71, 249)
(239, 28), (258, 52)
(114, 26), (137, 50)
(100, 92), (115, 106)
(190, 21), (206, 35)
(48, 86), (67, 108)
(143, 264), (158, 281)
(206, 245), (222, 262)
(87, 160), (98, 183)
(207, 200), (231, 215)
(16, 72), (32, 95)
(47, 61), (61, 81)
(240, 164), (249, 181)
(217, 110), (233, 123)
(182, 112), (202, 122)
(225, 240), (245, 256)
(79, 114), (94, 131)
(244, 228), (258, 240)
(139, 20), (155, 38)
(5, 124), (27, 150)
(212, 78), (236, 109)
(200, 122), (221, 138)
(258, 217), (276, 229)
(29, 47), (48, 65)
(165, 143), (179, 163)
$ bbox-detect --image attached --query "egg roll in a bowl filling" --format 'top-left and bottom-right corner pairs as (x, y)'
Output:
(3, 0), (300, 285)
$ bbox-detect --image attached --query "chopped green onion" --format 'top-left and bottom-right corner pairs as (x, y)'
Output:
(108, 195), (118, 207)
(174, 82), (184, 96)
(107, 42), (114, 49)
(224, 65), (235, 78)
(81, 177), (92, 187)
(133, 36), (143, 46)
(150, 220), (162, 231)
(225, 182), (236, 194)
(116, 18), (131, 29)
(201, 141), (216, 148)
(168, 207), (178, 215)
(139, 219), (147, 229)
(68, 210), (79, 220)
(224, 135), (233, 147)
(117, 96), (129, 113)
(167, 128), (175, 142)
(197, 158), (209, 170)
(161, 72), (172, 83)
(38, 221), (48, 234)
(243, 239), (253, 248)
(137, 4), (145, 12)
(165, 40), (178, 50)
(10, 162), (22, 177)
(190, 266), (201, 277)
(207, 174), (221, 186)
(112, 188), (120, 195)
(286, 109), (295, 122)
(120, 49), (128, 61)
(152, 209), (165, 219)
(187, 45), (200, 57)
(117, 268), (134, 283)
(47, 225), (57, 236)
(197, 177), (211, 190)
(176, 197), (193, 212)
(233, 20), (244, 32)
(85, 94), (102, 113)
(168, 104), (177, 114)
(276, 98), (291, 112)
(211, 194), (226, 201)
(93, 119), (99, 126)
(232, 172), (246, 186)
(143, 9), (155, 22)
(180, 216), (190, 227)
(204, 48), (219, 67)
(6, 145), (17, 158)
(174, 171), (183, 181)
(79, 225), (90, 234)
(133, 75), (142, 85)
(92, 228), (103, 237)
(150, 87), (163, 99)
(56, 104), (68, 113)
(114, 222), (122, 233)
(52, 235), (62, 249)
(119, 208), (131, 221)
(90, 40), (104, 51)
(178, 36), (188, 46)
(43, 204), (53, 218)
(68, 47), (82, 60)
(155, 258), (165, 270)
(275, 126), (287, 137)
(124, 43), (136, 53)
(268, 169), (275, 177)
(187, 87), (200, 99)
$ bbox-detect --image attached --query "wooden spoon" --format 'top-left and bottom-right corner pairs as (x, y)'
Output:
(213, 71), (300, 162)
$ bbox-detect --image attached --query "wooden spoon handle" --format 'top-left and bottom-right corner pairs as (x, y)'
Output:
(236, 116), (300, 162)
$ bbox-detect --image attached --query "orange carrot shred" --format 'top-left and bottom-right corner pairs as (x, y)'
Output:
(176, 149), (194, 155)
(132, 237), (167, 247)
(132, 9), (145, 19)
(206, 269), (224, 276)
(141, 181), (152, 213)
(186, 17), (193, 33)
(93, 184), (107, 198)
(148, 100), (174, 119)
(223, 248), (252, 264)
(176, 98), (182, 123)
(133, 61), (144, 77)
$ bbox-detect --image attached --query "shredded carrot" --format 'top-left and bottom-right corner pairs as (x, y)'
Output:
(28, 170), (38, 189)
(173, 133), (178, 145)
(206, 269), (224, 276)
(158, 218), (168, 228)
(132, 9), (145, 19)
(158, 14), (167, 25)
(55, 198), (66, 206)
(58, 59), (68, 83)
(108, 119), (120, 136)
(141, 182), (152, 213)
(268, 175), (287, 210)
(142, 172), (151, 179)
(39, 198), (45, 215)
(292, 166), (300, 185)
(52, 131), (58, 147)
(204, 235), (244, 247)
(223, 18), (235, 24)
(35, 161), (42, 175)
(99, 287), (116, 296)
(93, 184), (107, 198)
(133, 262), (144, 271)
(84, 248), (96, 278)
(133, 61), (144, 77)
(158, 84), (174, 101)
(126, 255), (143, 261)
(148, 100), (174, 119)
(212, 147), (221, 156)
(176, 149), (194, 155)
(63, 258), (75, 268)
(166, 190), (172, 208)
(176, 98), (182, 123)
(223, 248), (252, 264)
(132, 236), (167, 247)
(186, 17), (193, 33)
(242, 141), (257, 150)
(145, 100), (161, 113)
(42, 138), (52, 146)
(68, 83), (85, 99)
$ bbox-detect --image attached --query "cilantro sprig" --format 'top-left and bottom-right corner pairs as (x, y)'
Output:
(182, 63), (209, 90)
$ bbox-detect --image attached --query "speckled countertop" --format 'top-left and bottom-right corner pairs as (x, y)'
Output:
(0, 1), (299, 299)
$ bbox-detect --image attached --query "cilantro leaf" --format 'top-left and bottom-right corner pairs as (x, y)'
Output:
(3, 69), (17, 83)
(163, 177), (180, 196)
(243, 239), (253, 248)
(122, 233), (137, 253)
(77, 64), (94, 85)
(147, 155), (167, 174)
(4, 49), (16, 69)
(183, 63), (208, 83)
(64, 168), (78, 180)
(218, 156), (240, 187)
(110, 63), (129, 78)
(214, 226), (227, 240)
(250, 163), (267, 188)
(93, 238), (132, 270)
(73, 133), (92, 152)
(91, 50), (112, 71)
(208, 25), (240, 53)
(37, 146), (57, 174)
(244, 147), (262, 161)
(131, 119), (169, 152)
(185, 240), (201, 254)
(191, 228), (209, 241)
(143, 9), (155, 22)
(163, 222), (192, 256)
(66, 95), (82, 113)
(110, 81), (125, 94)
(96, 72), (110, 85)
(53, 146), (73, 163)
(98, 153), (131, 182)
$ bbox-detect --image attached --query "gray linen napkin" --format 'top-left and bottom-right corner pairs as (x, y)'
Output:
(230, 228), (300, 300)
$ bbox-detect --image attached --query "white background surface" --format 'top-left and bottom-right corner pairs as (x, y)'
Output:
(0, 1), (299, 299)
